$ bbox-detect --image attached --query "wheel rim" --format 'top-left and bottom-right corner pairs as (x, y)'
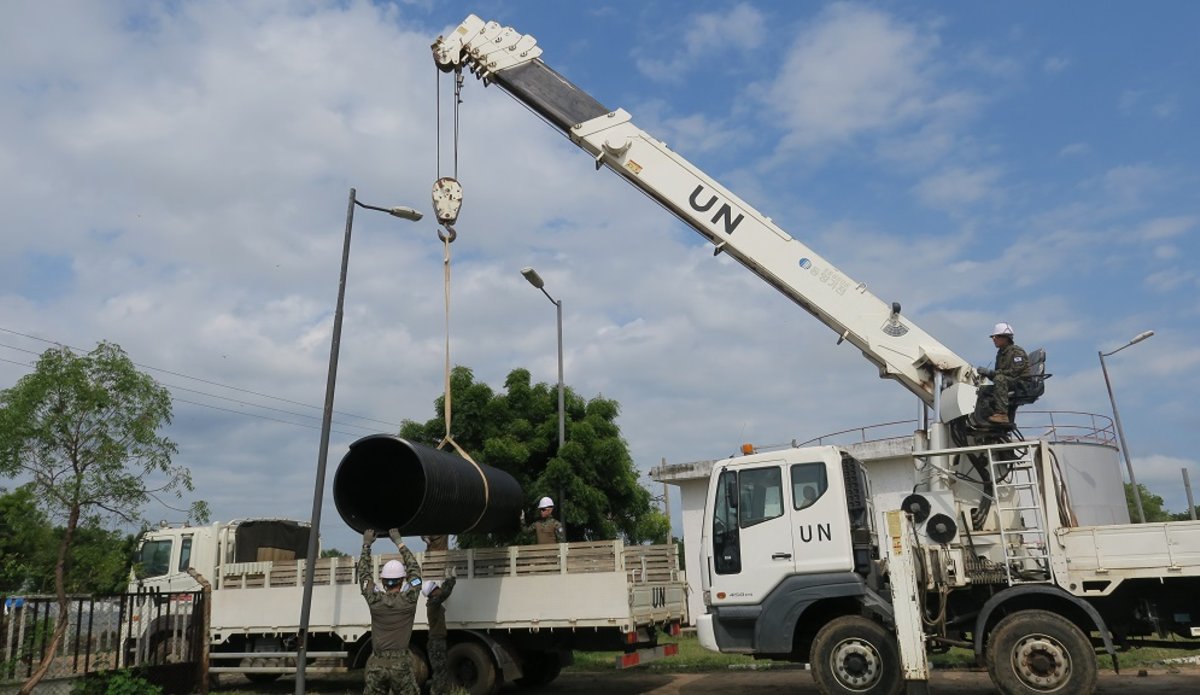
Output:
(1011, 632), (1072, 692)
(829, 636), (882, 692)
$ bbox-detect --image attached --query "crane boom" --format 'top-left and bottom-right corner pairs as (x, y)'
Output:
(433, 15), (976, 411)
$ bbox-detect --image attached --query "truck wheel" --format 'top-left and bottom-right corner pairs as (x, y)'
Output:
(515, 652), (562, 688)
(446, 641), (498, 695)
(811, 615), (902, 695)
(410, 644), (430, 686)
(244, 673), (282, 685)
(986, 609), (1098, 695)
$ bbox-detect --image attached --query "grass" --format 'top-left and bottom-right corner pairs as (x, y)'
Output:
(567, 633), (1200, 673)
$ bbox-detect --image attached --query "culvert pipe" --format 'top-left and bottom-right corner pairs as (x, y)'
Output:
(332, 434), (524, 535)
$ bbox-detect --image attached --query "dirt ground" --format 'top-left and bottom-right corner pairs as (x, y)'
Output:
(219, 665), (1199, 694)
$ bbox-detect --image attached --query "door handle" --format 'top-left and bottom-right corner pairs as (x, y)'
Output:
(772, 552), (792, 560)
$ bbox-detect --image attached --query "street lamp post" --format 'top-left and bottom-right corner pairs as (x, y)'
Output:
(295, 188), (421, 695)
(521, 267), (566, 529)
(1099, 330), (1154, 524)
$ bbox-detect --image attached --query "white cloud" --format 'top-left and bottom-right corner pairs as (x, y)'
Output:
(634, 3), (765, 82)
(1153, 94), (1179, 118)
(1058, 142), (1090, 157)
(913, 166), (1002, 210)
(1136, 215), (1196, 241)
(1098, 164), (1166, 208)
(763, 5), (953, 149)
(1043, 55), (1070, 73)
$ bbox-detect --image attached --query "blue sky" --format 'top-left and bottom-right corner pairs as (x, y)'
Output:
(2, 1), (1197, 553)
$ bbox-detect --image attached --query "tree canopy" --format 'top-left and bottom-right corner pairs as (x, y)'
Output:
(0, 341), (207, 693)
(1125, 483), (1174, 523)
(399, 366), (668, 547)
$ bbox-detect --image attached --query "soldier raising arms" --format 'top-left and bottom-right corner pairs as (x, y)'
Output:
(359, 528), (422, 695)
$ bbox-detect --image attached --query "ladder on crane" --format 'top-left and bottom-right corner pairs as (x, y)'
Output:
(989, 443), (1052, 584)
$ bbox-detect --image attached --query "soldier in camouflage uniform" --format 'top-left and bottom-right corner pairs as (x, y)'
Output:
(359, 527), (422, 695)
(421, 534), (449, 551)
(525, 496), (565, 544)
(976, 322), (1029, 425)
(421, 576), (457, 695)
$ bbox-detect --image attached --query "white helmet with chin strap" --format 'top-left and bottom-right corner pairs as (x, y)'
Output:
(991, 322), (1014, 337)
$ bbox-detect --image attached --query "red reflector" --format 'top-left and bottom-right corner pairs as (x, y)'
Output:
(670, 622), (681, 636)
(620, 653), (640, 668)
(664, 643), (679, 656)
(626, 632), (637, 644)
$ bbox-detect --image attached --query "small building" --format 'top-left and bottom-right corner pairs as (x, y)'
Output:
(650, 412), (1128, 626)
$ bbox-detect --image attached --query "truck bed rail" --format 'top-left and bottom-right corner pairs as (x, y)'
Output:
(218, 540), (681, 589)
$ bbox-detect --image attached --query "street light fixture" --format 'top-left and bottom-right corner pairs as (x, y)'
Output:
(295, 188), (422, 695)
(1099, 330), (1154, 524)
(521, 266), (567, 530)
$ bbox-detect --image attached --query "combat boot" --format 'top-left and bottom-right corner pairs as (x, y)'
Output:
(987, 413), (1010, 424)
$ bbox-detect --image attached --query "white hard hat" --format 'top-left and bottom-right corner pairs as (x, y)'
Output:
(381, 559), (405, 580)
(538, 496), (554, 509)
(421, 579), (441, 598)
(991, 322), (1014, 337)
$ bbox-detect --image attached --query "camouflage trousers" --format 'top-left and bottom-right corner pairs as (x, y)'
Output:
(364, 649), (419, 695)
(428, 637), (450, 695)
(979, 373), (1017, 415)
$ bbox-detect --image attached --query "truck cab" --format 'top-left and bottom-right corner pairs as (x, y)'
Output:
(130, 519), (311, 593)
(697, 446), (876, 656)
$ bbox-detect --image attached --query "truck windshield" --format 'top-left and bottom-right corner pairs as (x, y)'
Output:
(139, 540), (172, 578)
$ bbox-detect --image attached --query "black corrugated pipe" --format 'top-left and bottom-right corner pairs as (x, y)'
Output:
(333, 435), (524, 535)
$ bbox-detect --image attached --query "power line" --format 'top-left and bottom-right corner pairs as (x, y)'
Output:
(1, 355), (371, 438)
(0, 329), (404, 435)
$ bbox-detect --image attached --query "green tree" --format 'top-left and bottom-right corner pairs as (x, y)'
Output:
(1124, 483), (1173, 523)
(0, 485), (53, 592)
(0, 486), (138, 595)
(1171, 507), (1199, 522)
(399, 366), (668, 546)
(0, 342), (208, 694)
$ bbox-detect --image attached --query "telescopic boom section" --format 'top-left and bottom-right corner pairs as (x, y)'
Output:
(433, 15), (973, 406)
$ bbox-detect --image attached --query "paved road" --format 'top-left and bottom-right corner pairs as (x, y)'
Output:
(545, 667), (1198, 694)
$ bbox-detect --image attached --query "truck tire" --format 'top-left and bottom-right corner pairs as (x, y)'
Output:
(446, 641), (499, 695)
(244, 673), (282, 685)
(811, 615), (902, 695)
(515, 651), (562, 688)
(410, 644), (430, 686)
(986, 609), (1098, 695)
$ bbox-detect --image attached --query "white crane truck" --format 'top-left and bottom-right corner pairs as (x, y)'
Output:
(127, 518), (685, 693)
(432, 15), (1200, 695)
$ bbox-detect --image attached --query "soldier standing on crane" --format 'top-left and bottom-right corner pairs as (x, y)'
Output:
(977, 322), (1030, 425)
(359, 528), (422, 695)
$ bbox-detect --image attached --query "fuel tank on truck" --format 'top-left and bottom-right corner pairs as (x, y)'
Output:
(333, 435), (524, 535)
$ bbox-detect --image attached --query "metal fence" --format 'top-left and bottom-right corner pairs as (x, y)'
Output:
(2, 590), (205, 695)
